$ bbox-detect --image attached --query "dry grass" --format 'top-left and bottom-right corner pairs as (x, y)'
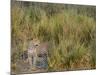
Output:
(11, 1), (96, 72)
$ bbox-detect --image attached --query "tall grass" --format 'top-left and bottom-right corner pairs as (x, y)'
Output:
(11, 1), (96, 72)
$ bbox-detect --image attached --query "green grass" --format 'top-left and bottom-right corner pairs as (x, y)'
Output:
(11, 2), (96, 72)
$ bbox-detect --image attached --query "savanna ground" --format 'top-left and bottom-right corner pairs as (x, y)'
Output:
(11, 0), (96, 74)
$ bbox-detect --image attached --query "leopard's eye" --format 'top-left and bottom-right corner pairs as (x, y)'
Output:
(35, 44), (38, 46)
